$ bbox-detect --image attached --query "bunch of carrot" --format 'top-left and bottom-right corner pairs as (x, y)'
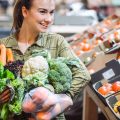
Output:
(0, 44), (14, 65)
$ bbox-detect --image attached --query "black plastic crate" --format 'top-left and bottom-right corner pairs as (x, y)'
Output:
(91, 75), (120, 105)
(90, 59), (120, 85)
(106, 92), (120, 120)
(89, 75), (120, 106)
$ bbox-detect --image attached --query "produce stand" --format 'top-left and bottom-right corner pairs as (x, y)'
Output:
(82, 85), (117, 120)
(83, 59), (120, 120)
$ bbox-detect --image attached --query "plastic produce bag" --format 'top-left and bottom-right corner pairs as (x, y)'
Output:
(22, 87), (73, 119)
(22, 87), (59, 113)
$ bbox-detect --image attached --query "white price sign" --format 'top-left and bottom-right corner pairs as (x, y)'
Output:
(102, 69), (115, 80)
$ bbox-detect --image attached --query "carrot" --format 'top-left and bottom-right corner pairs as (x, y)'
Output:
(0, 44), (6, 65)
(6, 48), (14, 63)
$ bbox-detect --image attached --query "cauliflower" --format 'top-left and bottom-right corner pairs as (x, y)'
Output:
(22, 56), (49, 77)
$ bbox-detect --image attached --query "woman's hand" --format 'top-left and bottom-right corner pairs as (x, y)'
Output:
(22, 87), (73, 120)
(35, 94), (73, 120)
(22, 87), (59, 113)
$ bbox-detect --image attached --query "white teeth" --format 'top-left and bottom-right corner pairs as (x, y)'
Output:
(40, 23), (47, 27)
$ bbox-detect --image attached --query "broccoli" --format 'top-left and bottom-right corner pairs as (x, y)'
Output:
(53, 82), (64, 93)
(48, 70), (60, 83)
(48, 59), (72, 93)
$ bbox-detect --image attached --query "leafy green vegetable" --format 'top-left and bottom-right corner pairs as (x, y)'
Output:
(0, 104), (9, 120)
(9, 77), (24, 115)
(3, 69), (15, 80)
(0, 63), (25, 118)
(31, 49), (51, 60)
(0, 62), (4, 78)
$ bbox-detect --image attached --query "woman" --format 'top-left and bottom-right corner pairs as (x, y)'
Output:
(0, 0), (91, 120)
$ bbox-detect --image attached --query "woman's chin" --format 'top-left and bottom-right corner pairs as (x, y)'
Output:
(38, 29), (48, 33)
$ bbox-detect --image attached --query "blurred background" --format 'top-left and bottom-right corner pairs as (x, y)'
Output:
(1, 0), (120, 120)
(1, 0), (120, 38)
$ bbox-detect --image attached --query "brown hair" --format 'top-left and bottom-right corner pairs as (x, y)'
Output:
(12, 0), (32, 33)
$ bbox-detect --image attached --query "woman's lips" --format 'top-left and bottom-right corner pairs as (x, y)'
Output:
(40, 23), (48, 29)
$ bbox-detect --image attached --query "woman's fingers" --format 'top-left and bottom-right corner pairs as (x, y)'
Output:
(42, 94), (60, 109)
(0, 88), (11, 104)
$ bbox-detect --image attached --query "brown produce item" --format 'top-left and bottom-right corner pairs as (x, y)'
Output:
(6, 48), (14, 62)
(0, 44), (6, 65)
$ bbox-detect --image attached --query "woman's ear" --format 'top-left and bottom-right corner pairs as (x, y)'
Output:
(22, 6), (28, 18)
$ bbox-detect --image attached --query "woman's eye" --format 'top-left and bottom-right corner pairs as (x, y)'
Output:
(50, 11), (55, 15)
(39, 11), (46, 14)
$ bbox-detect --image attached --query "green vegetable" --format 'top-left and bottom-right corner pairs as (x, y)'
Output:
(3, 69), (15, 80)
(23, 71), (48, 91)
(0, 63), (25, 118)
(53, 82), (64, 93)
(0, 62), (4, 78)
(56, 57), (81, 68)
(31, 49), (51, 60)
(48, 59), (72, 93)
(8, 77), (24, 115)
(0, 104), (9, 120)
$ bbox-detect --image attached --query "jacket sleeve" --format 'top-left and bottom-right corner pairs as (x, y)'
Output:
(57, 35), (91, 99)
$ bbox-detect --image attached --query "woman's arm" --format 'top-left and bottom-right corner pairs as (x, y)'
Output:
(57, 35), (91, 99)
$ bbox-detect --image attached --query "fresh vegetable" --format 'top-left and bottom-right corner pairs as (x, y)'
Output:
(31, 49), (51, 60)
(0, 44), (6, 66)
(98, 86), (109, 95)
(0, 62), (4, 78)
(5, 60), (24, 78)
(0, 50), (78, 118)
(23, 71), (48, 91)
(6, 48), (14, 63)
(98, 83), (113, 96)
(22, 56), (49, 78)
(112, 81), (120, 92)
(0, 63), (25, 120)
(8, 77), (24, 114)
(48, 58), (72, 93)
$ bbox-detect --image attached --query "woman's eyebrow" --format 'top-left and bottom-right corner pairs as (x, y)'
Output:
(38, 8), (55, 12)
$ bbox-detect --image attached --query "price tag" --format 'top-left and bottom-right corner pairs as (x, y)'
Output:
(102, 69), (115, 80)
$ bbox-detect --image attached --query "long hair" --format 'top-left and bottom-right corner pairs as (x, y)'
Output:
(11, 0), (32, 33)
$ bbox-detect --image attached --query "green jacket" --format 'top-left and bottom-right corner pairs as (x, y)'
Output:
(0, 32), (91, 120)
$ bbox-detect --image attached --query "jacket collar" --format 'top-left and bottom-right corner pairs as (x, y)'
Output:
(6, 32), (48, 49)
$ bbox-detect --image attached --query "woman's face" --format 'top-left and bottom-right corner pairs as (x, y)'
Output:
(23, 0), (55, 33)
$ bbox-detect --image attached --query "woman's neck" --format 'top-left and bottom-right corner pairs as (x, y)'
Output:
(17, 23), (39, 45)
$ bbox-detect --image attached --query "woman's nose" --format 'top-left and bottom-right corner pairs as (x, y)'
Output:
(45, 13), (53, 23)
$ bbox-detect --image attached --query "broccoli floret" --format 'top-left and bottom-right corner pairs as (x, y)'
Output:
(53, 82), (64, 93)
(57, 62), (72, 82)
(63, 82), (71, 91)
(48, 59), (72, 93)
(48, 70), (60, 83)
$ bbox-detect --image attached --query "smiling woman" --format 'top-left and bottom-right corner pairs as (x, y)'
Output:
(12, 0), (55, 45)
(0, 0), (91, 120)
